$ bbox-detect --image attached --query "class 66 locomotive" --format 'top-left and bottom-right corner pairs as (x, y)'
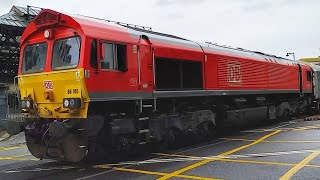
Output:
(18, 9), (320, 162)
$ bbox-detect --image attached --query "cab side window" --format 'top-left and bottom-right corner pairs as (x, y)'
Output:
(101, 42), (127, 72)
(90, 39), (98, 69)
(306, 71), (312, 82)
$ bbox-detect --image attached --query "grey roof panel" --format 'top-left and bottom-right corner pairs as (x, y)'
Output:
(16, 6), (27, 15)
(13, 6), (41, 16)
(0, 5), (40, 28)
(29, 8), (41, 16)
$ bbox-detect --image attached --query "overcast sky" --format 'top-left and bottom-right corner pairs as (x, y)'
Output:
(0, 0), (319, 59)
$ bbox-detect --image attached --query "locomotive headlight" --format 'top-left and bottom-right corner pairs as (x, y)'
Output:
(21, 99), (33, 110)
(63, 98), (81, 109)
(21, 100), (26, 109)
(69, 99), (75, 107)
(26, 100), (31, 108)
(44, 30), (50, 39)
(44, 29), (54, 39)
(63, 99), (70, 108)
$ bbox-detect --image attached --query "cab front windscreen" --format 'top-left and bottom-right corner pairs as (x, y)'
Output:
(22, 43), (48, 74)
(51, 36), (81, 70)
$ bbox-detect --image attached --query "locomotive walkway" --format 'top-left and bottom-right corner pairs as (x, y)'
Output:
(1, 119), (320, 179)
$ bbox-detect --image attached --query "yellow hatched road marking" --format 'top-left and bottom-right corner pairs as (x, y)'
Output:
(244, 125), (320, 133)
(0, 153), (37, 161)
(0, 145), (27, 152)
(293, 125), (320, 131)
(265, 140), (320, 143)
(156, 130), (281, 180)
(8, 154), (29, 158)
(281, 125), (320, 131)
(153, 152), (320, 169)
(279, 151), (320, 180)
(220, 138), (320, 143)
(95, 165), (221, 180)
(220, 138), (255, 142)
(219, 130), (281, 156)
(154, 153), (196, 158)
(0, 157), (34, 161)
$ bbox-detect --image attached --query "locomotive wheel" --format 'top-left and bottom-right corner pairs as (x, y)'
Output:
(6, 121), (21, 136)
(207, 121), (217, 138)
(164, 127), (181, 148)
(25, 135), (47, 159)
(62, 134), (88, 162)
(199, 121), (217, 138)
(281, 109), (290, 121)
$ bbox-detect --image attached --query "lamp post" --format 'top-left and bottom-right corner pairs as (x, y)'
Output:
(286, 52), (296, 61)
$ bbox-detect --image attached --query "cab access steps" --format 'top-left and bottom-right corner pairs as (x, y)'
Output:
(137, 99), (156, 144)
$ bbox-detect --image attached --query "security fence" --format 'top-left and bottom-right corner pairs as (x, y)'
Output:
(0, 84), (8, 130)
(0, 81), (25, 135)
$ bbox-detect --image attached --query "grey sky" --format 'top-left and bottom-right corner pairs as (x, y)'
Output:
(0, 0), (319, 59)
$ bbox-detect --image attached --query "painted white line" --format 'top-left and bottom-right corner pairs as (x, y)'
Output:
(75, 169), (117, 180)
(76, 121), (296, 179)
(94, 149), (320, 167)
(0, 166), (75, 174)
(76, 132), (261, 180)
(226, 149), (320, 158)
(242, 121), (309, 133)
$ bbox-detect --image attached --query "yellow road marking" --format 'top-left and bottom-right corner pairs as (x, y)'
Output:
(279, 151), (320, 180)
(9, 154), (30, 158)
(219, 130), (281, 156)
(220, 138), (255, 142)
(265, 140), (320, 143)
(221, 138), (320, 143)
(0, 145), (27, 152)
(243, 125), (320, 133)
(281, 125), (320, 131)
(293, 125), (320, 131)
(153, 153), (196, 158)
(280, 152), (320, 180)
(156, 130), (281, 180)
(2, 166), (75, 173)
(0, 157), (36, 161)
(243, 130), (267, 133)
(95, 165), (220, 180)
(0, 153), (37, 161)
(154, 152), (320, 169)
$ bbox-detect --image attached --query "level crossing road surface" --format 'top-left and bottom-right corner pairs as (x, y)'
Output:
(1, 119), (320, 180)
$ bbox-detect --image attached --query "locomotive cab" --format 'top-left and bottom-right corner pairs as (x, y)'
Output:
(19, 11), (89, 120)
(19, 9), (153, 162)
(18, 10), (97, 162)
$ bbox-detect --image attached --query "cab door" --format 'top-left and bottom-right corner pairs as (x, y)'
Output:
(137, 35), (154, 95)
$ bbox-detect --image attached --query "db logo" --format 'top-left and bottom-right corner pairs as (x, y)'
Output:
(228, 63), (242, 85)
(44, 80), (54, 90)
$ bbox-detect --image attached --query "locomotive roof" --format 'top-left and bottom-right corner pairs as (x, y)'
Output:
(24, 9), (300, 66)
(71, 13), (299, 66)
(299, 61), (320, 72)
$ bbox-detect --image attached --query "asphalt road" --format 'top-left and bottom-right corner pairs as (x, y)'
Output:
(1, 119), (320, 180)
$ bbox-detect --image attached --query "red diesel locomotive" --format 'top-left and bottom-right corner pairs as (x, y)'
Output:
(18, 9), (313, 162)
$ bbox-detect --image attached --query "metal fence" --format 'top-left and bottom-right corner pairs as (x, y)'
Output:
(0, 83), (8, 130)
(0, 81), (25, 135)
